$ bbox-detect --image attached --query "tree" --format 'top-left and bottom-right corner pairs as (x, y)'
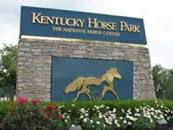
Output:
(0, 44), (17, 100)
(152, 64), (173, 99)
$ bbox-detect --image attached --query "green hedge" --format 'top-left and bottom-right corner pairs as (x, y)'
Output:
(0, 101), (9, 123)
(49, 99), (173, 111)
(1, 99), (173, 130)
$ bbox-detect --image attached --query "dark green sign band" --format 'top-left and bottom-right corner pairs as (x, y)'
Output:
(20, 6), (147, 44)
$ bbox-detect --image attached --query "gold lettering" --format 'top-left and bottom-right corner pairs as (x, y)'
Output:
(40, 16), (49, 24)
(134, 25), (140, 32)
(64, 18), (85, 27)
(88, 18), (97, 28)
(63, 27), (86, 33)
(47, 16), (54, 24)
(66, 18), (75, 26)
(78, 19), (85, 27)
(54, 17), (63, 25)
(52, 26), (62, 32)
(32, 12), (41, 23)
(120, 21), (140, 32)
(88, 18), (117, 31)
(120, 21), (128, 31)
(32, 12), (85, 28)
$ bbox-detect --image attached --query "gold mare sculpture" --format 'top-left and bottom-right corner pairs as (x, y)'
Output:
(64, 68), (122, 101)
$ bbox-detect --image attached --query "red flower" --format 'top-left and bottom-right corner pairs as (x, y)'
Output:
(58, 114), (65, 120)
(17, 97), (27, 104)
(29, 98), (41, 105)
(44, 105), (57, 117)
(45, 104), (56, 112)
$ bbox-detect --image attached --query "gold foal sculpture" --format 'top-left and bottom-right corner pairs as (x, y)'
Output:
(64, 68), (122, 101)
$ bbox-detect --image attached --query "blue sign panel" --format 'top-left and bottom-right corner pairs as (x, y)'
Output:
(51, 57), (133, 101)
(20, 6), (147, 44)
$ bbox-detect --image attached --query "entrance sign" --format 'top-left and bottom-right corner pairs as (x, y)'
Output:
(20, 6), (147, 44)
(17, 6), (156, 101)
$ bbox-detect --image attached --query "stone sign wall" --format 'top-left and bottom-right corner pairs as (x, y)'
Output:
(16, 38), (156, 100)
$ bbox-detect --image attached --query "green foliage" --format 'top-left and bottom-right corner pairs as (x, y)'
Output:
(0, 44), (17, 99)
(0, 101), (9, 123)
(1, 100), (173, 130)
(132, 115), (154, 130)
(152, 65), (173, 99)
(2, 98), (70, 130)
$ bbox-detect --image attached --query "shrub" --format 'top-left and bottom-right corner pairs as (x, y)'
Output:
(1, 99), (173, 130)
(2, 97), (70, 130)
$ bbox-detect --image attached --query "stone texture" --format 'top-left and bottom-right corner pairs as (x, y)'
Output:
(16, 38), (156, 100)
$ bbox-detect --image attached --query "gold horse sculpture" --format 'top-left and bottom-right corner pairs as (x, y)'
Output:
(99, 68), (122, 100)
(64, 68), (122, 101)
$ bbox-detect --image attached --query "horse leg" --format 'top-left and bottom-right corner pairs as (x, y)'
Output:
(98, 86), (109, 101)
(87, 89), (94, 100)
(111, 88), (119, 100)
(90, 92), (94, 100)
(86, 92), (92, 101)
(73, 91), (82, 102)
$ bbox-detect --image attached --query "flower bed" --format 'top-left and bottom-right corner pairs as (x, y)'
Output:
(1, 98), (173, 130)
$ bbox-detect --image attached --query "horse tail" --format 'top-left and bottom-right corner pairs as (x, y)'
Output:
(64, 77), (84, 94)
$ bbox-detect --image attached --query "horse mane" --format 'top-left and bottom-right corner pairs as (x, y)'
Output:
(101, 68), (117, 77)
(101, 68), (121, 79)
(106, 68), (117, 74)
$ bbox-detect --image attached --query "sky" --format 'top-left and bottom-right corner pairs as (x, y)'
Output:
(0, 0), (173, 68)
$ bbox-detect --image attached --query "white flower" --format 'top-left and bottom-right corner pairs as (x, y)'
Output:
(80, 108), (85, 113)
(128, 121), (131, 125)
(161, 105), (164, 108)
(94, 105), (100, 109)
(106, 106), (110, 109)
(71, 124), (75, 127)
(83, 118), (88, 123)
(114, 119), (118, 125)
(66, 115), (70, 119)
(117, 123), (120, 127)
(90, 120), (93, 123)
(58, 105), (64, 108)
(119, 116), (123, 120)
(110, 114), (116, 119)
(96, 121), (100, 124)
(135, 107), (140, 113)
(108, 116), (113, 122)
(80, 115), (84, 119)
(85, 113), (89, 117)
(123, 120), (127, 124)
(71, 104), (75, 107)
(121, 109), (125, 113)
(154, 100), (158, 103)
(167, 117), (171, 120)
(3, 69), (7, 73)
(113, 108), (116, 113)
(150, 107), (155, 111)
(105, 118), (112, 125)
(127, 108), (132, 114)
(127, 115), (137, 121)
(99, 113), (103, 118)
(150, 118), (153, 123)
(100, 104), (105, 108)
